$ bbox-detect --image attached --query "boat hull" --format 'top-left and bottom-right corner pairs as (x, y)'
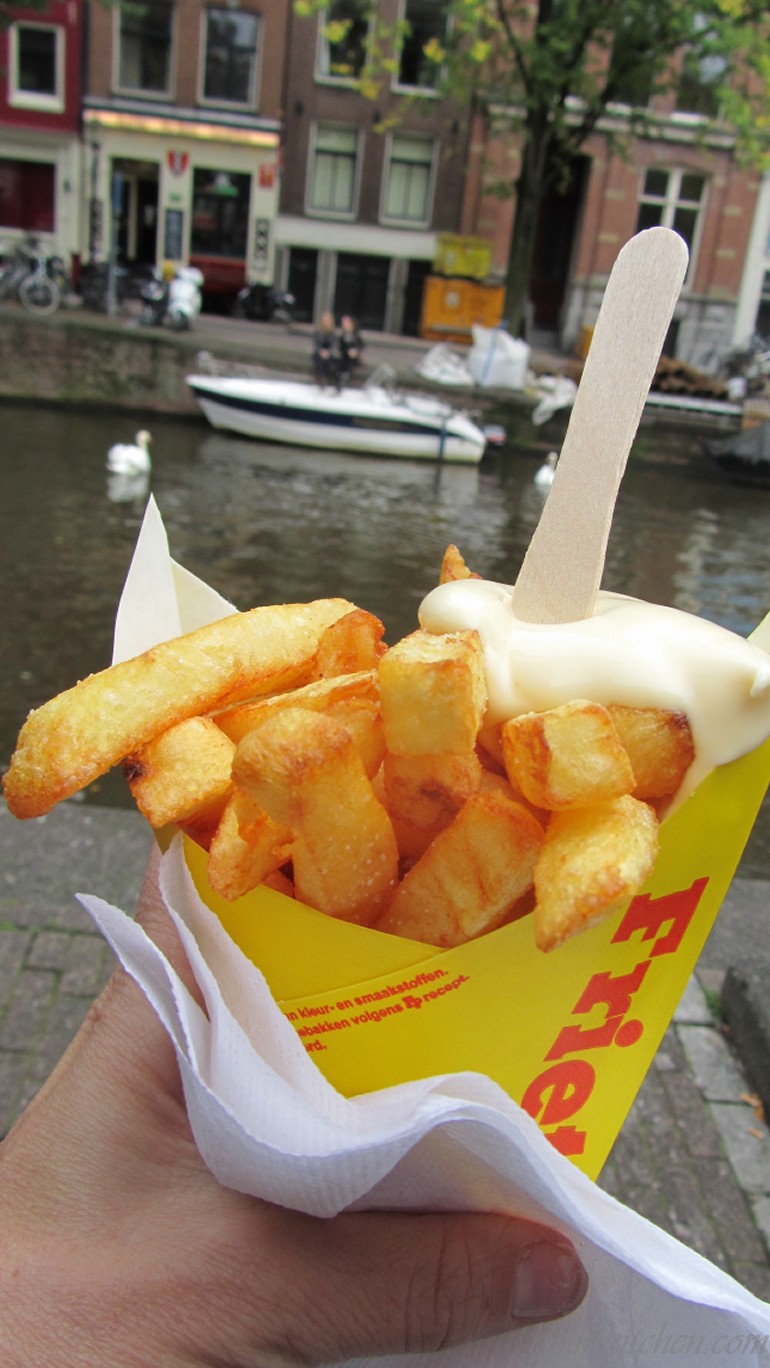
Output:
(187, 375), (486, 464)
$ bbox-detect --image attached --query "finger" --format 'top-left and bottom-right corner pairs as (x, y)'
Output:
(236, 1204), (588, 1362)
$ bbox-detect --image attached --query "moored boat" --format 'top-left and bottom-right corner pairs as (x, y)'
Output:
(704, 418), (770, 486)
(186, 368), (487, 464)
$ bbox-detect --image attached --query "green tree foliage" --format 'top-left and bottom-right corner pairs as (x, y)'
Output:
(301, 0), (770, 335)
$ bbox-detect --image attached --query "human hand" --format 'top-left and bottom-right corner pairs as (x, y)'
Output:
(0, 852), (587, 1367)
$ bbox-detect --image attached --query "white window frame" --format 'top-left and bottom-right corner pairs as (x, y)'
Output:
(380, 132), (436, 227)
(198, 7), (261, 110)
(306, 123), (362, 220)
(114, 1), (176, 100)
(392, 0), (447, 95)
(8, 22), (65, 113)
(636, 167), (707, 281)
(315, 1), (370, 86)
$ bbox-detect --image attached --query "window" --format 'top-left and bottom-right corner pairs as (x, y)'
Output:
(382, 134), (434, 224)
(308, 125), (359, 216)
(676, 47), (726, 118)
(118, 1), (174, 96)
(0, 159), (55, 232)
(635, 168), (706, 259)
(8, 23), (63, 111)
(190, 168), (251, 257)
(317, 0), (368, 81)
(397, 0), (446, 89)
(202, 9), (259, 106)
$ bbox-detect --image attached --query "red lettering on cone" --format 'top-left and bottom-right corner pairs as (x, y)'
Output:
(521, 1059), (595, 1126)
(521, 878), (709, 1158)
(546, 1125), (587, 1157)
(612, 879), (708, 957)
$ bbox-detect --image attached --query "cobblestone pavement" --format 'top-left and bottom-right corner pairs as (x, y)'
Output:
(2, 802), (769, 1304)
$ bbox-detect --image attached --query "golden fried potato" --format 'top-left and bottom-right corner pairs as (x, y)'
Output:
(533, 795), (659, 952)
(315, 607), (386, 677)
(501, 700), (635, 810)
(476, 722), (506, 774)
(439, 544), (480, 583)
(325, 696), (385, 779)
(215, 671), (378, 742)
(123, 716), (235, 830)
(3, 598), (354, 819)
(233, 707), (398, 925)
(383, 751), (482, 860)
(216, 671), (384, 779)
(607, 704), (695, 801)
(207, 791), (293, 902)
(376, 791), (545, 947)
(378, 629), (487, 756)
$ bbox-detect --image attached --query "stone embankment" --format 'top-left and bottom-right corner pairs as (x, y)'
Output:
(0, 301), (571, 418)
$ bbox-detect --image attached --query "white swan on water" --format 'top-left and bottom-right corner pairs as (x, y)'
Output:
(534, 451), (557, 489)
(107, 429), (152, 474)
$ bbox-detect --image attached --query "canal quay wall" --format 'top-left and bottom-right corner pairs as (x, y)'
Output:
(0, 301), (571, 418)
(0, 302), (310, 417)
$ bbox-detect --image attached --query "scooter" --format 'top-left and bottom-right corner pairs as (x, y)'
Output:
(140, 265), (204, 331)
(231, 281), (295, 323)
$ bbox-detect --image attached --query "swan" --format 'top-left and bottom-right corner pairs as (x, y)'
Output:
(534, 451), (558, 489)
(107, 429), (151, 474)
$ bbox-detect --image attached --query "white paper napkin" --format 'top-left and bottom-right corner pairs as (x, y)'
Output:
(79, 837), (770, 1368)
(79, 497), (770, 1365)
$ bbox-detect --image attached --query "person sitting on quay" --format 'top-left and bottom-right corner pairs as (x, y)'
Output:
(313, 310), (337, 388)
(336, 313), (365, 388)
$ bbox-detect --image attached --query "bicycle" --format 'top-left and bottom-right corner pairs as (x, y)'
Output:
(0, 236), (64, 315)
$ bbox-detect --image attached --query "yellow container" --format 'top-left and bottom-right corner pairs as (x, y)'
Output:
(420, 276), (505, 343)
(183, 720), (770, 1181)
(433, 234), (493, 282)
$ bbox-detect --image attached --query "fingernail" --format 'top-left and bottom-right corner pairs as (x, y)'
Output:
(511, 1240), (588, 1322)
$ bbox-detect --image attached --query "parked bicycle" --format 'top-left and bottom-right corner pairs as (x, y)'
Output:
(79, 260), (155, 316)
(0, 236), (66, 316)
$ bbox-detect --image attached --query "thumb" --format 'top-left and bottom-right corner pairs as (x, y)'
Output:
(267, 1204), (588, 1361)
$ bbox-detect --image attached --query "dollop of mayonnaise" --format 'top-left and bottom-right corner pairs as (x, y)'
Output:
(419, 579), (770, 806)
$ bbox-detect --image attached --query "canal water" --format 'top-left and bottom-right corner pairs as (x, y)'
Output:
(3, 397), (770, 875)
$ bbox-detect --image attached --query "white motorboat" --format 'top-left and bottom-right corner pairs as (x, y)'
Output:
(186, 367), (487, 464)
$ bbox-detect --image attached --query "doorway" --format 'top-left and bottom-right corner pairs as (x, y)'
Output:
(112, 159), (159, 266)
(528, 157), (588, 332)
(333, 252), (389, 331)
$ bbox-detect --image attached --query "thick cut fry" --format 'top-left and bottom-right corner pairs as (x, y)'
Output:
(215, 671), (378, 742)
(501, 700), (635, 810)
(607, 704), (695, 801)
(533, 795), (659, 952)
(315, 608), (386, 677)
(124, 716), (235, 830)
(476, 722), (506, 774)
(383, 751), (482, 859)
(207, 792), (293, 902)
(216, 671), (384, 776)
(325, 696), (385, 779)
(439, 544), (480, 583)
(378, 629), (487, 756)
(3, 598), (354, 819)
(233, 707), (398, 925)
(376, 792), (545, 947)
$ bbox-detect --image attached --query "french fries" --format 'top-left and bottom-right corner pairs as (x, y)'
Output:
(233, 707), (398, 925)
(124, 716), (235, 831)
(377, 791), (545, 947)
(3, 598), (355, 819)
(2, 547), (697, 955)
(501, 700), (635, 810)
(533, 796), (659, 952)
(378, 628), (487, 756)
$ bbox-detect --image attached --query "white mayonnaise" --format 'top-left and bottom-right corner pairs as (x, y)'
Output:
(419, 579), (770, 805)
